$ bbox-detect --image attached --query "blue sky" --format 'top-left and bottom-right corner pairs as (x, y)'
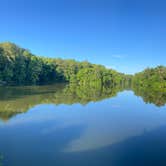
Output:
(0, 0), (166, 74)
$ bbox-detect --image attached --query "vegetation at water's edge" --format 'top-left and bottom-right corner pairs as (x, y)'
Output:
(0, 42), (166, 111)
(0, 42), (130, 86)
(132, 66), (166, 91)
(131, 66), (166, 106)
(1, 42), (165, 90)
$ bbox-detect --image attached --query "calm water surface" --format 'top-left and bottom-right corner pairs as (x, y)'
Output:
(0, 84), (166, 166)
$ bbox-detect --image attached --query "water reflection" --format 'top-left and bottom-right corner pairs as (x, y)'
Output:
(0, 84), (166, 165)
(132, 85), (166, 107)
(0, 84), (166, 120)
(0, 84), (125, 120)
(0, 154), (3, 166)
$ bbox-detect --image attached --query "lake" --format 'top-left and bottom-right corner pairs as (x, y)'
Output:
(0, 84), (166, 166)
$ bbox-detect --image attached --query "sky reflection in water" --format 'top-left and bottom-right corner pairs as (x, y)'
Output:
(0, 86), (166, 166)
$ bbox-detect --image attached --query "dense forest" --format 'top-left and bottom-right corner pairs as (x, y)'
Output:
(0, 42), (166, 120)
(0, 42), (128, 86)
(131, 66), (166, 106)
(132, 66), (166, 91)
(0, 42), (166, 90)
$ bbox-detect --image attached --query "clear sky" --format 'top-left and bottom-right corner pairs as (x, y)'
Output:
(0, 0), (166, 74)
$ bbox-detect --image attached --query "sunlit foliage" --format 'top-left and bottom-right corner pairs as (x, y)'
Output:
(0, 42), (126, 86)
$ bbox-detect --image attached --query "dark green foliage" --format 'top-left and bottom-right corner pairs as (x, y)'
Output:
(131, 66), (166, 106)
(0, 42), (126, 86)
(1, 42), (165, 91)
(132, 66), (166, 90)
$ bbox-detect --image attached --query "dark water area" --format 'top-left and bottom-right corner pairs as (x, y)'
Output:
(0, 84), (166, 166)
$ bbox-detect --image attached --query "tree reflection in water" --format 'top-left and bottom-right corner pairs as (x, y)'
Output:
(0, 83), (166, 120)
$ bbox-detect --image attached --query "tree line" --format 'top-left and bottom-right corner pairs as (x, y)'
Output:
(0, 42), (166, 89)
(0, 42), (128, 86)
(132, 66), (166, 91)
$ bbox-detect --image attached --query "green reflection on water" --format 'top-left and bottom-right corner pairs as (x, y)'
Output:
(0, 83), (166, 120)
(0, 154), (3, 166)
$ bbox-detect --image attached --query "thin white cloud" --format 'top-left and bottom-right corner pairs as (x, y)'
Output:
(111, 54), (126, 59)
